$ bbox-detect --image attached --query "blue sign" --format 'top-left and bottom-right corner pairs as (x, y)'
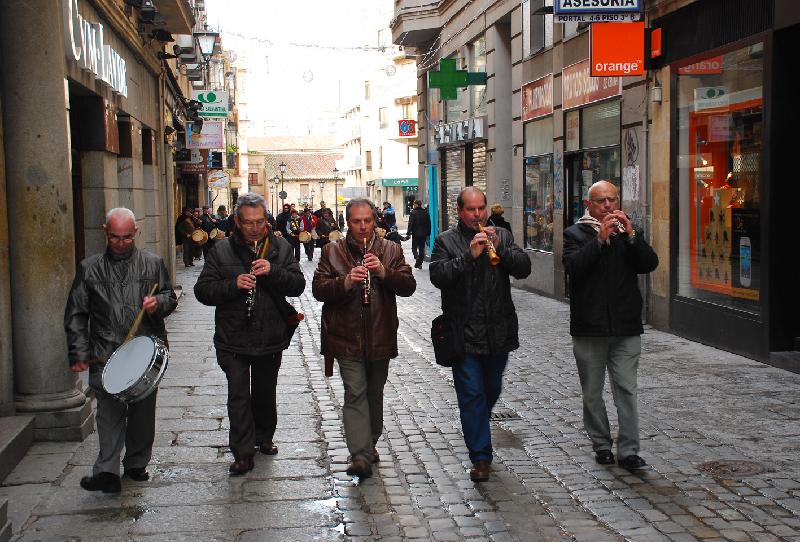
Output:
(554, 0), (642, 14)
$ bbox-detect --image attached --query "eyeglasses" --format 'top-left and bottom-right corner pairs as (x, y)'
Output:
(107, 233), (136, 242)
(590, 196), (619, 205)
(240, 219), (267, 228)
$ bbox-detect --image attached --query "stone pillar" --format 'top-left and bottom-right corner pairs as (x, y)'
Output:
(0, 85), (14, 417)
(0, 0), (91, 439)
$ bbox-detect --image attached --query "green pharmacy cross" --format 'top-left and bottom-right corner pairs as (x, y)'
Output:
(428, 58), (487, 101)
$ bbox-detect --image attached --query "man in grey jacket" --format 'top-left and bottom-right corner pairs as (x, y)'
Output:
(65, 208), (177, 493)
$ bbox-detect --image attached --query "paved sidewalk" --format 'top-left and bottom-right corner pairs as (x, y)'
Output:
(1, 240), (799, 541)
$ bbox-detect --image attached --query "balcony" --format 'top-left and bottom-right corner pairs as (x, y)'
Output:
(152, 0), (194, 34)
(391, 0), (442, 46)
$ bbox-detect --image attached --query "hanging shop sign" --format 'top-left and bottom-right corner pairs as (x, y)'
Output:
(522, 74), (553, 121)
(192, 90), (229, 118)
(63, 0), (128, 97)
(562, 59), (621, 110)
(590, 22), (645, 76)
(428, 58), (487, 101)
(398, 119), (417, 138)
(186, 120), (224, 149)
(379, 178), (419, 187)
(208, 170), (230, 189)
(554, 0), (642, 22)
(433, 117), (486, 146)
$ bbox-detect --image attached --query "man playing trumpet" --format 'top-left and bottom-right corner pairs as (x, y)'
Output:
(430, 187), (530, 483)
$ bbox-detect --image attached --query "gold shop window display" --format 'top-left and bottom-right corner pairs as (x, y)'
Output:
(523, 118), (554, 251)
(676, 43), (763, 313)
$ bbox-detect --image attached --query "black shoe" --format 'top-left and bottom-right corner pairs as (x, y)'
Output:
(80, 472), (121, 493)
(470, 461), (491, 482)
(595, 450), (615, 465)
(345, 457), (372, 478)
(229, 456), (254, 476)
(257, 442), (278, 455)
(124, 467), (150, 481)
(619, 455), (647, 471)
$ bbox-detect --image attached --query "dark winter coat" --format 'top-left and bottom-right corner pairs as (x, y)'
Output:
(64, 248), (177, 367)
(406, 207), (432, 239)
(312, 234), (416, 362)
(430, 221), (531, 355)
(562, 223), (659, 337)
(194, 233), (305, 356)
(487, 213), (511, 232)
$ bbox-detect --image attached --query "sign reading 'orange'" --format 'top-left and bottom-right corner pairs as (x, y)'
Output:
(590, 22), (645, 77)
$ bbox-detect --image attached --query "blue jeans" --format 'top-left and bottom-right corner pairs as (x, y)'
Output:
(452, 353), (509, 463)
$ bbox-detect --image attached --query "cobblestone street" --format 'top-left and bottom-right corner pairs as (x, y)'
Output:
(2, 242), (800, 541)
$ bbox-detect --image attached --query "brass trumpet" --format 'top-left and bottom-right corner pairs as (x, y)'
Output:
(477, 224), (500, 266)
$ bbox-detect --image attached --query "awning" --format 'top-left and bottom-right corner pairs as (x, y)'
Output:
(379, 178), (419, 187)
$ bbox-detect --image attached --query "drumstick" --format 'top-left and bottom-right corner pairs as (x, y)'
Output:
(124, 283), (159, 344)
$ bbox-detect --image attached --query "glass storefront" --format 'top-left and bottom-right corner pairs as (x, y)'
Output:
(523, 118), (554, 251)
(676, 43), (763, 314)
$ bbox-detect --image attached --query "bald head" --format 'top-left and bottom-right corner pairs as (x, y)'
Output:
(103, 208), (138, 255)
(585, 180), (620, 221)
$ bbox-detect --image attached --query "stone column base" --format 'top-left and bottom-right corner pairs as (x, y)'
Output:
(15, 391), (94, 442)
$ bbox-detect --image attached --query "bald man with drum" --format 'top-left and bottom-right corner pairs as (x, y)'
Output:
(65, 208), (177, 494)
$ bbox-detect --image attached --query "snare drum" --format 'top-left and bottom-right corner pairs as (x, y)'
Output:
(208, 228), (221, 241)
(376, 227), (387, 239)
(102, 336), (169, 404)
(328, 230), (341, 241)
(298, 231), (312, 243)
(191, 229), (209, 245)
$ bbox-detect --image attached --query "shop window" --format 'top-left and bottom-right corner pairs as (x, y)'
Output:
(523, 118), (554, 252)
(470, 36), (487, 118)
(582, 100), (620, 148)
(676, 43), (763, 314)
(522, 0), (553, 58)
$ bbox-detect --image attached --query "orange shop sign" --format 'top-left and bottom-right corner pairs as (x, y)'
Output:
(522, 74), (553, 121)
(562, 59), (621, 110)
(590, 22), (645, 77)
(678, 56), (724, 75)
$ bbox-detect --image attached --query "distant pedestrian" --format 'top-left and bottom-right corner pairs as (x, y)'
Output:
(563, 180), (658, 471)
(430, 187), (531, 483)
(381, 201), (396, 229)
(194, 193), (305, 476)
(487, 203), (512, 234)
(275, 203), (291, 237)
(337, 210), (345, 231)
(312, 198), (416, 479)
(65, 208), (177, 493)
(406, 199), (431, 268)
(176, 207), (198, 267)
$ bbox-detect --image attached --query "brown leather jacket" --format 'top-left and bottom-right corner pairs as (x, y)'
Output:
(312, 234), (416, 371)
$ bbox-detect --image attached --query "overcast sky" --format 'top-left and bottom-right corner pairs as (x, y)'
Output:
(204, 0), (395, 137)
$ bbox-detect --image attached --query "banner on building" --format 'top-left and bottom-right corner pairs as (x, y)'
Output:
(186, 121), (224, 149)
(554, 0), (642, 22)
(522, 74), (553, 121)
(562, 59), (621, 110)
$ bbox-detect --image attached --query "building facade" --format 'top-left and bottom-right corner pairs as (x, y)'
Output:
(393, 0), (800, 368)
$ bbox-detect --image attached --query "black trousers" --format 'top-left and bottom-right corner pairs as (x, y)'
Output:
(182, 240), (195, 267)
(303, 241), (314, 260)
(216, 350), (282, 459)
(289, 240), (301, 262)
(411, 235), (427, 263)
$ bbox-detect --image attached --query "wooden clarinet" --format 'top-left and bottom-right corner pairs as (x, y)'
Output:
(361, 239), (371, 305)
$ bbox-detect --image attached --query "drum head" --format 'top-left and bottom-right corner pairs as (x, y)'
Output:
(329, 230), (341, 241)
(191, 230), (208, 244)
(103, 336), (156, 394)
(299, 231), (311, 243)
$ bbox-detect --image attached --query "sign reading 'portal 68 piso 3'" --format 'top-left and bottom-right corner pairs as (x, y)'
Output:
(554, 0), (642, 22)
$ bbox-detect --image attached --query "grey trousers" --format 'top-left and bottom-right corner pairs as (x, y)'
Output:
(338, 358), (390, 464)
(89, 371), (157, 476)
(572, 335), (641, 458)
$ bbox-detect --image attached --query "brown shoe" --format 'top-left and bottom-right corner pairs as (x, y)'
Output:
(258, 442), (278, 455)
(372, 448), (380, 463)
(470, 460), (491, 482)
(229, 456), (254, 476)
(345, 457), (372, 479)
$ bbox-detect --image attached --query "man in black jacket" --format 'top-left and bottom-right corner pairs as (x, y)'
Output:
(563, 180), (658, 471)
(430, 187), (531, 482)
(195, 193), (305, 475)
(406, 200), (431, 268)
(65, 207), (177, 493)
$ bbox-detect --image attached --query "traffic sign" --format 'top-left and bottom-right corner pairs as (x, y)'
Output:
(279, 190), (288, 200)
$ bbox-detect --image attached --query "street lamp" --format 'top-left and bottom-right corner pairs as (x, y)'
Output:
(332, 167), (340, 219)
(273, 175), (280, 215)
(194, 30), (219, 83)
(319, 179), (326, 211)
(278, 160), (286, 202)
(310, 188), (316, 209)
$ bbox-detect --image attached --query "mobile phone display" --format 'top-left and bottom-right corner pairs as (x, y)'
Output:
(739, 237), (751, 288)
